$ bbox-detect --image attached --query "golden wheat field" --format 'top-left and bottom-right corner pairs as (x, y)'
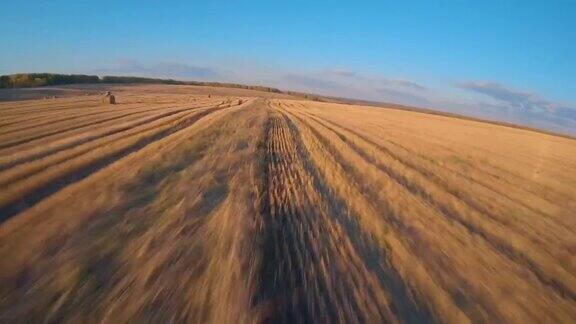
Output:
(0, 85), (575, 323)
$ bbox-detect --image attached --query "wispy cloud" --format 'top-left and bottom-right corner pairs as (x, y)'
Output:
(96, 58), (221, 79)
(456, 81), (563, 113)
(377, 87), (431, 106)
(271, 69), (431, 108)
(324, 69), (428, 91)
(455, 81), (576, 134)
(281, 73), (346, 92)
(326, 69), (358, 78)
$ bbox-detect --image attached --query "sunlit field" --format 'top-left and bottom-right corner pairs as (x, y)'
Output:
(0, 85), (574, 323)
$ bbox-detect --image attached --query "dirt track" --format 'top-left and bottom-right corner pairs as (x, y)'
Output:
(0, 86), (575, 323)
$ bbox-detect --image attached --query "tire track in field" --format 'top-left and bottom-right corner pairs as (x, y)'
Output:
(256, 108), (433, 323)
(0, 95), (149, 114)
(0, 102), (220, 172)
(277, 106), (499, 321)
(0, 95), (145, 112)
(369, 121), (575, 214)
(0, 106), (210, 187)
(0, 101), (194, 136)
(0, 104), (202, 150)
(297, 110), (548, 229)
(301, 109), (576, 236)
(0, 105), (104, 128)
(291, 101), (573, 208)
(286, 107), (576, 304)
(0, 102), (187, 144)
(292, 101), (559, 213)
(0, 101), (107, 120)
(0, 103), (236, 223)
(0, 98), (209, 132)
(0, 100), (223, 149)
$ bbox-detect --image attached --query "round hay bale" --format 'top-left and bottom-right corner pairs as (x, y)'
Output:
(102, 94), (116, 104)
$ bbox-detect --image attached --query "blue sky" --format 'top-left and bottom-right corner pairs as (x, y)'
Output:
(1, 1), (575, 134)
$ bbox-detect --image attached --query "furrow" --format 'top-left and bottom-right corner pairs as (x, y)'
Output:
(370, 123), (574, 213)
(0, 103), (215, 172)
(0, 100), (205, 136)
(289, 108), (576, 302)
(0, 104), (233, 223)
(0, 98), (103, 115)
(256, 107), (434, 323)
(276, 102), (576, 322)
(301, 109), (576, 238)
(0, 103), (211, 150)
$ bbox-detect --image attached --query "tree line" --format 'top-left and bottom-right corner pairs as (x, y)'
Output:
(0, 73), (326, 102)
(0, 73), (100, 88)
(0, 73), (282, 93)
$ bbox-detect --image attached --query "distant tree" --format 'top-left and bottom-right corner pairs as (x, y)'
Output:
(0, 73), (100, 88)
(0, 73), (322, 100)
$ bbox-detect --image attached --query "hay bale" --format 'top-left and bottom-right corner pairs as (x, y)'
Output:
(102, 93), (116, 104)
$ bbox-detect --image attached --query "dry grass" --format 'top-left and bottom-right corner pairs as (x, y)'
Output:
(0, 86), (575, 323)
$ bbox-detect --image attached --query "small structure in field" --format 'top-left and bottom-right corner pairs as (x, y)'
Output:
(103, 91), (116, 104)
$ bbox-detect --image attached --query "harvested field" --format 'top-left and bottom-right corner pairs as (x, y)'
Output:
(0, 86), (575, 323)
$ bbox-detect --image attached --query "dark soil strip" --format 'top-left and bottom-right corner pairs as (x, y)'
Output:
(0, 105), (209, 172)
(305, 110), (572, 235)
(0, 103), (171, 136)
(291, 110), (576, 304)
(255, 107), (434, 323)
(0, 104), (209, 150)
(0, 105), (229, 223)
(282, 112), (435, 324)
